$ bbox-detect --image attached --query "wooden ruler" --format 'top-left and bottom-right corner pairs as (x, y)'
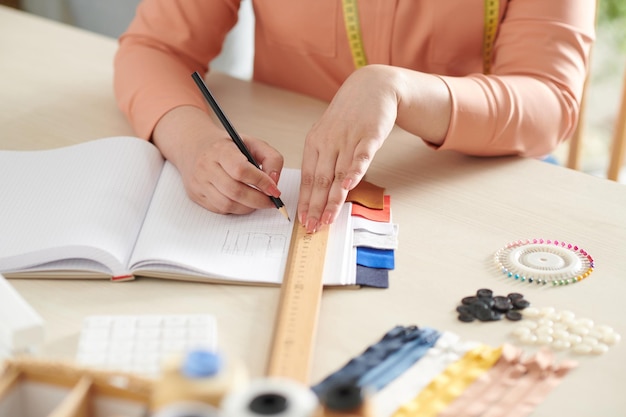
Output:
(266, 220), (329, 383)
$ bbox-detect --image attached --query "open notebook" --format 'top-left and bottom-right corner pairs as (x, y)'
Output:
(0, 137), (355, 286)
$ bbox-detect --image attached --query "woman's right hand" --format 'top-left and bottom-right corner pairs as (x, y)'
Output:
(152, 105), (285, 215)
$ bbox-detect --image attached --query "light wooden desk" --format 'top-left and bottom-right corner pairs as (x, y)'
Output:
(2, 6), (626, 416)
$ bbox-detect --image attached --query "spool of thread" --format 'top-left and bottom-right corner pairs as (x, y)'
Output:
(318, 383), (375, 417)
(220, 377), (319, 417)
(151, 349), (248, 412)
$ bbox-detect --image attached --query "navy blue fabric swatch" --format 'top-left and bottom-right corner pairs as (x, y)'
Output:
(356, 265), (389, 288)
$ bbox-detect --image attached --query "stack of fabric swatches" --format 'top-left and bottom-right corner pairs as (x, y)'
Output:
(348, 181), (398, 289)
(312, 325), (577, 417)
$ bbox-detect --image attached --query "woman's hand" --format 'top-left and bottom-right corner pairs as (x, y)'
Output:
(297, 65), (452, 233)
(297, 65), (398, 233)
(153, 106), (284, 214)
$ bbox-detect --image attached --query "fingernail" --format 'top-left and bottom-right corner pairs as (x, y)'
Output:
(321, 211), (333, 225)
(269, 170), (279, 183)
(299, 211), (307, 226)
(306, 218), (318, 234)
(342, 178), (353, 190)
(268, 184), (281, 197)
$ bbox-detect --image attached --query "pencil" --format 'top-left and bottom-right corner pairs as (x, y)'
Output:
(191, 72), (290, 221)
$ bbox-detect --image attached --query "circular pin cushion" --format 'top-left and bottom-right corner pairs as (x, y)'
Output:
(494, 239), (594, 286)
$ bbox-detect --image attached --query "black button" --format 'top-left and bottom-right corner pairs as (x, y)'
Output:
(458, 313), (475, 322)
(478, 296), (495, 307)
(512, 299), (530, 309)
(493, 296), (513, 312)
(456, 305), (472, 315)
(456, 290), (530, 324)
(462, 296), (479, 305)
(476, 288), (493, 298)
(506, 310), (523, 321)
(468, 300), (491, 315)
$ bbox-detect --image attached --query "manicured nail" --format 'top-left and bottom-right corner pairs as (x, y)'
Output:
(321, 211), (333, 225)
(342, 177), (353, 190)
(305, 218), (318, 234)
(268, 184), (281, 197)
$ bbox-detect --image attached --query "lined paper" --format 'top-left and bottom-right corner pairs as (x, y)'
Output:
(130, 164), (353, 285)
(0, 137), (163, 276)
(0, 137), (353, 285)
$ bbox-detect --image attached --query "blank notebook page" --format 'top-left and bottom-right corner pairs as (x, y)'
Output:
(0, 137), (164, 276)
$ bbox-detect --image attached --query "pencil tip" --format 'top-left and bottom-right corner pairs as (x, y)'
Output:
(278, 206), (291, 222)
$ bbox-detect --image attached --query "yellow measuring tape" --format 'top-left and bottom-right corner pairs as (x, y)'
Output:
(482, 0), (500, 74)
(342, 0), (500, 74)
(341, 0), (368, 69)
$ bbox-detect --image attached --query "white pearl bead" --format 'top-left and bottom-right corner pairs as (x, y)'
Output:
(573, 343), (593, 354)
(602, 332), (621, 346)
(537, 318), (554, 327)
(522, 307), (541, 318)
(540, 307), (556, 316)
(546, 312), (562, 322)
(553, 322), (568, 331)
(587, 328), (605, 339)
(591, 343), (609, 354)
(535, 326), (554, 336)
(581, 336), (599, 346)
(560, 316), (577, 327)
(552, 329), (570, 340)
(559, 310), (576, 321)
(537, 335), (554, 345)
(552, 340), (571, 351)
(568, 334), (583, 344)
(576, 318), (595, 328)
(520, 334), (538, 345)
(596, 324), (615, 334)
(570, 325), (590, 336)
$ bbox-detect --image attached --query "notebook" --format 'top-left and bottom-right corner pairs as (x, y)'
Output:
(0, 137), (354, 286)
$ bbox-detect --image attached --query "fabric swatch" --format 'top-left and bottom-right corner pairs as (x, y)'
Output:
(352, 195), (391, 222)
(353, 227), (399, 250)
(356, 265), (389, 288)
(347, 180), (385, 209)
(357, 247), (395, 269)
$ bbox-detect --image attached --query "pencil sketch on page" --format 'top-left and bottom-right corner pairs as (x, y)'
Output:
(221, 231), (287, 259)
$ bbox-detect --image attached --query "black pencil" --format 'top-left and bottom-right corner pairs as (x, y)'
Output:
(191, 72), (290, 221)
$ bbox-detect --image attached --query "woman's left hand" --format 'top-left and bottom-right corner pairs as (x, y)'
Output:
(297, 65), (399, 233)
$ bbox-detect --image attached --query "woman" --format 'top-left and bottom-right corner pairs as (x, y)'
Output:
(114, 0), (596, 233)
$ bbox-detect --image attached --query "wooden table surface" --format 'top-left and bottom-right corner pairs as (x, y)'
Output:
(2, 6), (626, 416)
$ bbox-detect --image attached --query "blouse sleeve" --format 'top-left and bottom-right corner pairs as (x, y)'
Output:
(113, 0), (240, 139)
(437, 0), (596, 157)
